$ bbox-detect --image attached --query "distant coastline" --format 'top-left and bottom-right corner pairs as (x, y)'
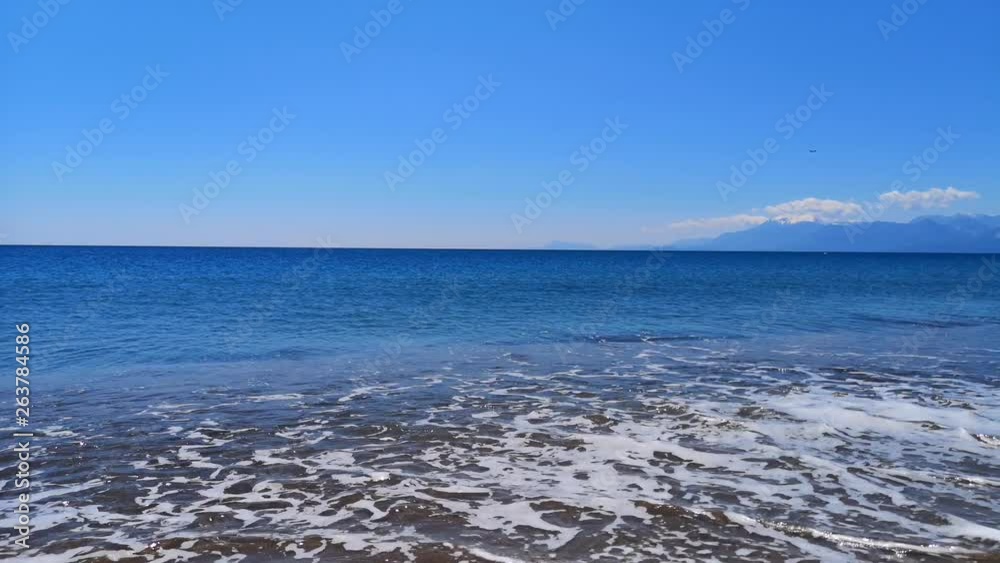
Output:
(2, 244), (998, 255)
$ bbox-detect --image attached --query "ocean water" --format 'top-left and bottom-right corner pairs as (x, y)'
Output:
(2, 246), (999, 562)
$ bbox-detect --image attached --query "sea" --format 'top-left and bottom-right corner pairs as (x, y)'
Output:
(2, 246), (999, 562)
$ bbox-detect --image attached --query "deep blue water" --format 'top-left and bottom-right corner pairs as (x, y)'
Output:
(2, 247), (999, 562)
(6, 247), (1000, 377)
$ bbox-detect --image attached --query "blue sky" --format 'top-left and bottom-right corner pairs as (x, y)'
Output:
(2, 0), (997, 248)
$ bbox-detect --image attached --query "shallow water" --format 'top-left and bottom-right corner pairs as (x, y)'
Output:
(2, 247), (999, 561)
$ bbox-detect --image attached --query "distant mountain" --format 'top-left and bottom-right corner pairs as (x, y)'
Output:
(608, 243), (672, 251)
(657, 237), (714, 251)
(671, 214), (1000, 253)
(543, 241), (598, 250)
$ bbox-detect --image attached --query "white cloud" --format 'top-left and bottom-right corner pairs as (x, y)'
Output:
(651, 187), (980, 241)
(762, 197), (865, 223)
(669, 214), (769, 232)
(877, 186), (979, 209)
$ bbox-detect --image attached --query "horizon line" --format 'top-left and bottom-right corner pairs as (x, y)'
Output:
(1, 243), (996, 255)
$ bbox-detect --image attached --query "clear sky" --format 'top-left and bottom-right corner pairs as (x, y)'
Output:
(2, 0), (997, 248)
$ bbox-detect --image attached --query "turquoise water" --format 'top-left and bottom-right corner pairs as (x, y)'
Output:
(2, 247), (999, 561)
